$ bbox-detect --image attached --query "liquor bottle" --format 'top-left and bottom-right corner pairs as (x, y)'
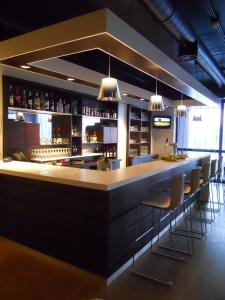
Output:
(82, 103), (86, 115)
(63, 100), (66, 113)
(66, 102), (71, 113)
(15, 87), (21, 107)
(34, 92), (40, 110)
(20, 89), (27, 108)
(92, 130), (97, 142)
(49, 93), (54, 112)
(86, 130), (90, 143)
(71, 98), (77, 114)
(8, 84), (14, 106)
(96, 106), (99, 117)
(58, 98), (63, 113)
(113, 109), (117, 119)
(40, 93), (45, 110)
(27, 91), (33, 109)
(44, 92), (49, 111)
(86, 104), (89, 116)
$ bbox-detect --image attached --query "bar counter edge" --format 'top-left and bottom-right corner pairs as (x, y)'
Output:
(0, 154), (210, 279)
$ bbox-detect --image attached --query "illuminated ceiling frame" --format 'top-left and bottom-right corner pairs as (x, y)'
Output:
(0, 9), (219, 105)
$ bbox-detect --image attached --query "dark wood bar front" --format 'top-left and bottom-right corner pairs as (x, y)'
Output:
(0, 155), (209, 278)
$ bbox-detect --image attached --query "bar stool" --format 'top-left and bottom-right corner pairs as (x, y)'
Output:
(199, 162), (212, 226)
(215, 156), (223, 209)
(132, 173), (190, 286)
(174, 168), (205, 239)
(211, 159), (218, 211)
(185, 163), (212, 229)
(206, 159), (220, 218)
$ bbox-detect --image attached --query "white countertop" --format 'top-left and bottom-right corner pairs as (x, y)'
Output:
(0, 154), (209, 191)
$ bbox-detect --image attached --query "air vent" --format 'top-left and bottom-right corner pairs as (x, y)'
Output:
(178, 41), (198, 61)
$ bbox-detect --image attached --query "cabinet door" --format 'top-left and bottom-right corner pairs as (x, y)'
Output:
(110, 127), (118, 143)
(103, 127), (111, 144)
(25, 123), (40, 146)
(7, 121), (26, 148)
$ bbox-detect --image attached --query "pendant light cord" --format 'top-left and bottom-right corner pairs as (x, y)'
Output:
(180, 92), (183, 105)
(155, 70), (158, 95)
(108, 53), (111, 77)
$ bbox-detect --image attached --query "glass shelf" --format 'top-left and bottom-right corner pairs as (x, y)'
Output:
(73, 114), (118, 121)
(8, 106), (71, 116)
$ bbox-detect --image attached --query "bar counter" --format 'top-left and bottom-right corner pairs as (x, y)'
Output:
(0, 154), (210, 279)
(0, 154), (209, 190)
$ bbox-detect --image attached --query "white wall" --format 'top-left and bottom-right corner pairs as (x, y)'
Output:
(117, 102), (127, 168)
(151, 107), (176, 156)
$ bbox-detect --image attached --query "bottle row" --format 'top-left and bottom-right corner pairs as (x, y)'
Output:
(8, 84), (118, 118)
(95, 145), (117, 158)
(8, 84), (70, 113)
(82, 104), (117, 119)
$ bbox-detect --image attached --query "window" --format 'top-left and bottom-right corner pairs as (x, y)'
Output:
(177, 106), (220, 150)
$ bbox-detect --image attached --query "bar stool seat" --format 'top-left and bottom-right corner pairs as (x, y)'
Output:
(142, 191), (171, 209)
(199, 178), (204, 185)
(184, 184), (191, 194)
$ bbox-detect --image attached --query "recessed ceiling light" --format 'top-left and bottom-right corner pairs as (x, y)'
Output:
(140, 98), (145, 101)
(122, 93), (128, 96)
(20, 65), (30, 69)
(67, 77), (75, 81)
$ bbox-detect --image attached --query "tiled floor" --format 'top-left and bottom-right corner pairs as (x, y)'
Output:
(108, 184), (225, 300)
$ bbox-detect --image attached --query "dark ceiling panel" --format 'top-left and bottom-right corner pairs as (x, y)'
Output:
(0, 0), (225, 97)
(61, 49), (185, 100)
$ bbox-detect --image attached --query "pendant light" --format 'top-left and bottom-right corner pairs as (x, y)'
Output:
(148, 72), (164, 111)
(97, 53), (121, 102)
(176, 93), (187, 117)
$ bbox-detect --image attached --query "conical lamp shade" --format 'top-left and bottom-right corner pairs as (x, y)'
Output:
(176, 104), (187, 117)
(148, 95), (165, 111)
(97, 77), (121, 102)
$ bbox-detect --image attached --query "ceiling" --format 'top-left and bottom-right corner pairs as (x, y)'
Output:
(1, 0), (225, 100)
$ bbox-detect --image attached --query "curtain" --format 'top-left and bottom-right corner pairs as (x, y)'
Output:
(177, 106), (220, 150)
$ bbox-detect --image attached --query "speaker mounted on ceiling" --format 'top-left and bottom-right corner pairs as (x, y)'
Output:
(178, 41), (198, 61)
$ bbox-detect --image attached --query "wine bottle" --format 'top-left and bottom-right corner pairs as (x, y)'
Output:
(27, 91), (33, 109)
(63, 99), (66, 113)
(8, 84), (14, 107)
(34, 92), (40, 110)
(113, 109), (117, 119)
(21, 89), (27, 108)
(44, 92), (49, 111)
(82, 103), (86, 115)
(58, 98), (63, 113)
(40, 93), (45, 110)
(15, 87), (21, 107)
(49, 93), (54, 112)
